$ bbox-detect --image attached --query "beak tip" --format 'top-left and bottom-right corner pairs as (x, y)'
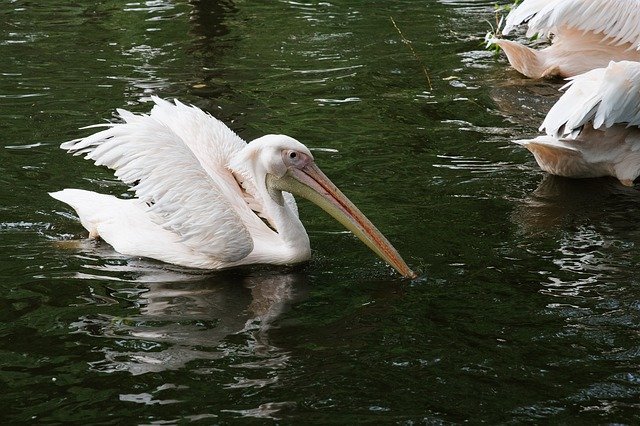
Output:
(402, 269), (418, 280)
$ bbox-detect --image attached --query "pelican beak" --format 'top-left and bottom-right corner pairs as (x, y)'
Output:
(268, 163), (416, 279)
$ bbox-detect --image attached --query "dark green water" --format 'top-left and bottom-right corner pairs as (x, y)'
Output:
(3, 0), (640, 423)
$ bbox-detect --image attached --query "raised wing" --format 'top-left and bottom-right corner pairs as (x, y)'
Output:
(61, 99), (255, 263)
(145, 97), (246, 178)
(146, 98), (298, 231)
(502, 0), (560, 35)
(502, 0), (640, 49)
(541, 61), (640, 137)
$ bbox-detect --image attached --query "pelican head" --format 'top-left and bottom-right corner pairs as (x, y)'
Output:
(235, 135), (416, 279)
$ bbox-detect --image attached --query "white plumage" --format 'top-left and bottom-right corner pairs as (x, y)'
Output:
(541, 61), (640, 132)
(489, 0), (640, 78)
(51, 97), (416, 278)
(515, 61), (640, 185)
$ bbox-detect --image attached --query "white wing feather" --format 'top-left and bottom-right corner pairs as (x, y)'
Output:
(502, 0), (559, 35)
(146, 98), (298, 227)
(541, 61), (640, 137)
(61, 99), (256, 263)
(503, 0), (640, 49)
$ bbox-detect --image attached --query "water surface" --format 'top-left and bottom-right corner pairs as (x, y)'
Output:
(2, 0), (640, 423)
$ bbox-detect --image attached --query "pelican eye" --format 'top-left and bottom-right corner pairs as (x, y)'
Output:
(283, 149), (309, 169)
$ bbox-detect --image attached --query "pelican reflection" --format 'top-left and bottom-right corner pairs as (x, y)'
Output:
(68, 256), (307, 376)
(512, 175), (640, 232)
(511, 175), (640, 298)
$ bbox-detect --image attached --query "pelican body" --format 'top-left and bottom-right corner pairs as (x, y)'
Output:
(51, 97), (416, 278)
(489, 0), (640, 78)
(515, 61), (640, 185)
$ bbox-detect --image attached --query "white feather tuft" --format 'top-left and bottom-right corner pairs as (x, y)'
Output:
(61, 98), (256, 263)
(541, 61), (640, 137)
(503, 0), (640, 49)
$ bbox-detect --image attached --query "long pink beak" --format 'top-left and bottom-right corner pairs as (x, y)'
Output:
(270, 162), (417, 279)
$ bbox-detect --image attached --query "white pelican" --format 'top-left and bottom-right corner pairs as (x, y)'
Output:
(514, 61), (640, 185)
(488, 0), (640, 78)
(51, 97), (416, 278)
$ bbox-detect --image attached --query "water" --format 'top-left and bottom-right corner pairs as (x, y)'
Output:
(2, 0), (640, 423)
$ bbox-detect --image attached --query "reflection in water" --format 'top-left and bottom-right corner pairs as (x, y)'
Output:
(489, 78), (559, 130)
(187, 0), (239, 100)
(513, 175), (640, 231)
(544, 225), (612, 298)
(6, 0), (640, 421)
(67, 243), (306, 380)
(108, 2), (190, 100)
(507, 177), (640, 419)
(513, 175), (640, 298)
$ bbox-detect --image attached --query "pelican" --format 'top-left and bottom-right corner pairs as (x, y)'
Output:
(50, 97), (416, 278)
(488, 0), (640, 78)
(514, 60), (640, 185)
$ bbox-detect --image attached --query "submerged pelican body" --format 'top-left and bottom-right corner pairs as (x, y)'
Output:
(51, 97), (416, 278)
(489, 0), (640, 78)
(515, 61), (640, 185)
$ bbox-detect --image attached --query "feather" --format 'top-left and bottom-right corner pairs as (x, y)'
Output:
(61, 98), (257, 263)
(541, 61), (640, 137)
(503, 0), (640, 50)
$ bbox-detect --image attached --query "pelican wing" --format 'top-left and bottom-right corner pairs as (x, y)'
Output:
(502, 0), (559, 35)
(541, 61), (640, 137)
(61, 100), (256, 263)
(144, 98), (298, 230)
(502, 0), (640, 49)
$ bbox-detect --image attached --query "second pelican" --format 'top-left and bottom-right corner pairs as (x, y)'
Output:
(514, 61), (640, 186)
(489, 0), (640, 79)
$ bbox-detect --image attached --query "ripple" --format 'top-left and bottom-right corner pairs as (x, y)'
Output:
(119, 392), (180, 405)
(123, 0), (176, 13)
(222, 401), (296, 420)
(433, 154), (520, 173)
(4, 142), (48, 150)
(293, 64), (363, 75)
(441, 119), (513, 135)
(0, 92), (48, 99)
(314, 96), (361, 105)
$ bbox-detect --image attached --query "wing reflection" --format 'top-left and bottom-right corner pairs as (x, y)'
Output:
(68, 253), (307, 377)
